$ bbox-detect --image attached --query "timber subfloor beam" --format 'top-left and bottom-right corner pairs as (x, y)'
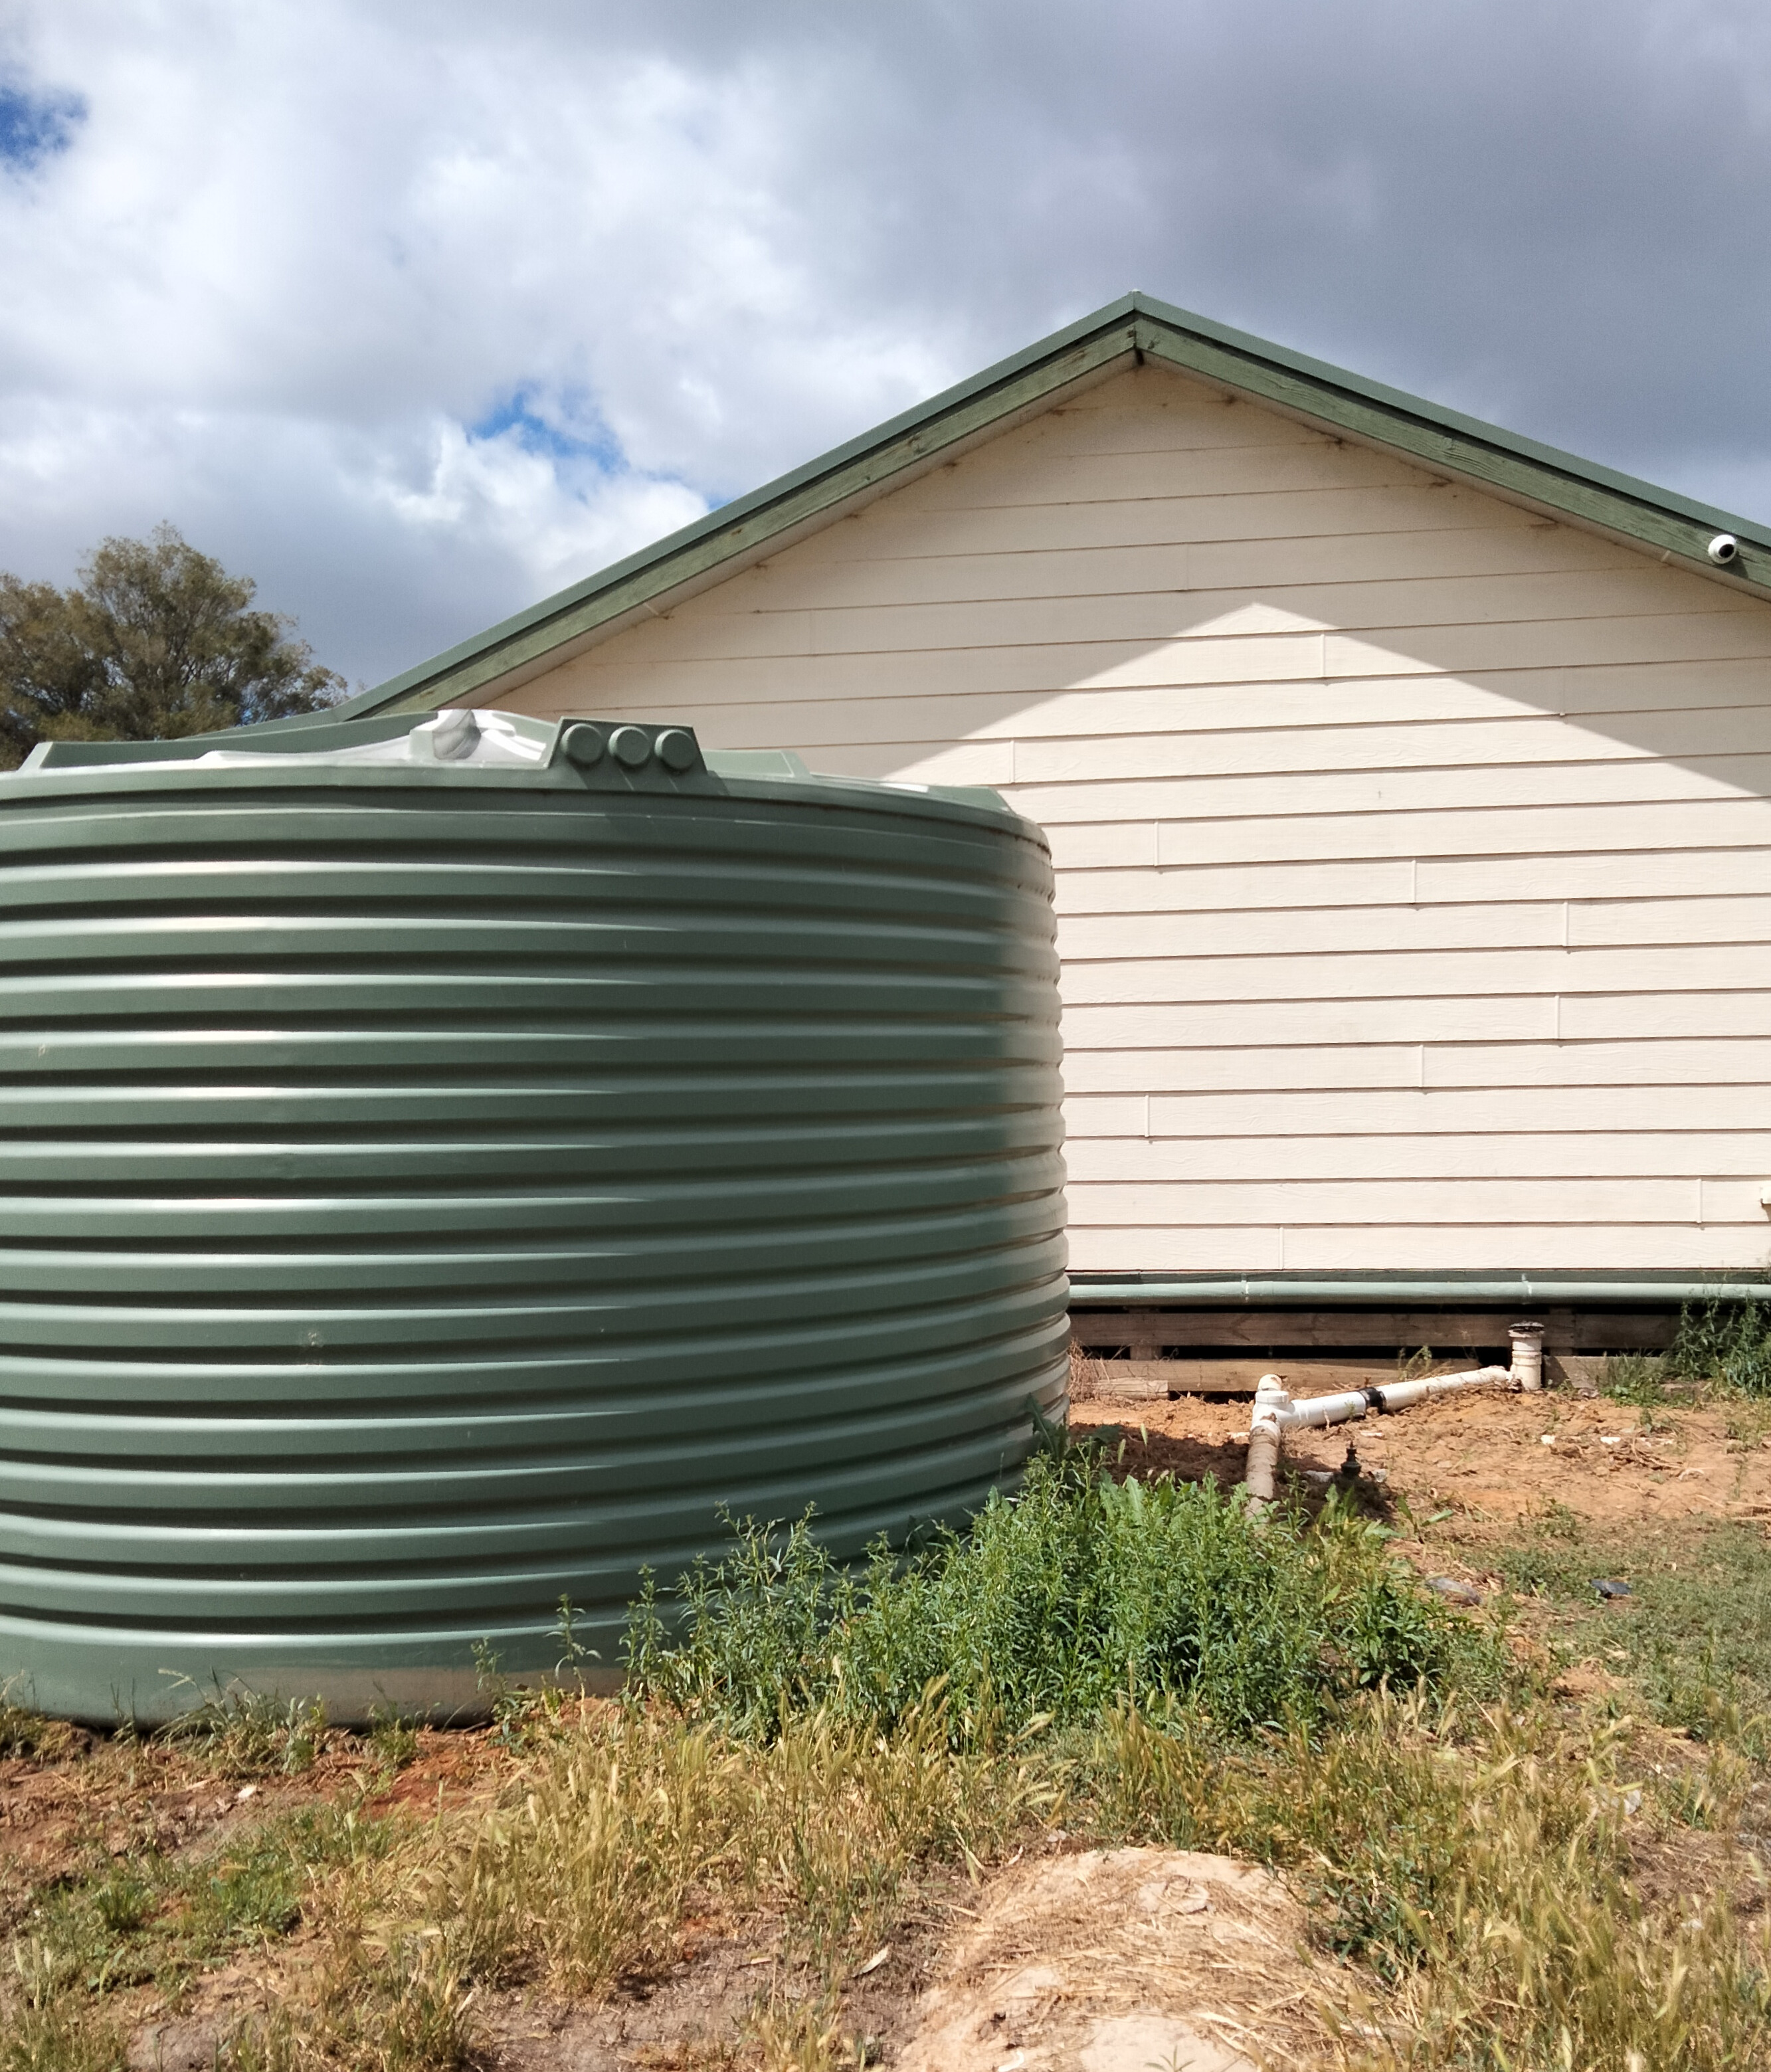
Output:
(1067, 1307), (1676, 1355)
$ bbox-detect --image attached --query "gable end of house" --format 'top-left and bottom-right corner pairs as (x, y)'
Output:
(333, 291), (1771, 723)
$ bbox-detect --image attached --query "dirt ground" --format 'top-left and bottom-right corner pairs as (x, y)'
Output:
(111, 1843), (1332, 2072)
(1070, 1382), (1771, 1529)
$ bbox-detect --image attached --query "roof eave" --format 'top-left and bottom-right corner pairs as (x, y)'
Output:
(339, 290), (1771, 719)
(1128, 298), (1771, 597)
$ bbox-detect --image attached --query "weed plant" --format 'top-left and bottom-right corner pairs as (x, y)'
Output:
(157, 1684), (327, 1777)
(365, 1705), (420, 1772)
(0, 2002), (126, 2072)
(1602, 1350), (1670, 1404)
(0, 1682), (82, 1763)
(442, 1689), (1032, 1996)
(626, 1450), (1487, 1739)
(1667, 1293), (1771, 1396)
(202, 1692), (1031, 2071)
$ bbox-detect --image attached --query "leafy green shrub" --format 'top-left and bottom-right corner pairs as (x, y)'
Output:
(627, 1452), (1487, 1741)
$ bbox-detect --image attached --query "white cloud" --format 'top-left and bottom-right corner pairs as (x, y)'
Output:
(1, 1), (1770, 685)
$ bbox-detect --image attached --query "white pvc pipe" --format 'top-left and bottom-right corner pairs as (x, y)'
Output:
(1240, 1332), (1545, 1501)
(1273, 1364), (1512, 1432)
(1240, 1363), (1513, 1504)
(1244, 1373), (1289, 1507)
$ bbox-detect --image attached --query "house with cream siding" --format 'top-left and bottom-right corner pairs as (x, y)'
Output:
(333, 294), (1771, 1366)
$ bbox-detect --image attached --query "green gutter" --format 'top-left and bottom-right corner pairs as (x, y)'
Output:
(1068, 1274), (1771, 1307)
(337, 288), (1771, 721)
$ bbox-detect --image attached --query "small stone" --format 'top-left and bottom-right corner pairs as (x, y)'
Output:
(1427, 1576), (1483, 1606)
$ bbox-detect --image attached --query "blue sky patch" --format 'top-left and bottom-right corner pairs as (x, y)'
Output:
(471, 388), (626, 474)
(0, 76), (86, 172)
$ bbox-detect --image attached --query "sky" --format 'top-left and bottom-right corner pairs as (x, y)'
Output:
(1, 1), (1770, 690)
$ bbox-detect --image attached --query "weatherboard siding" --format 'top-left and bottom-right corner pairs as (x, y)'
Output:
(485, 361), (1771, 1276)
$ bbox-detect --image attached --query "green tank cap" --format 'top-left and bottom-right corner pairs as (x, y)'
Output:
(6, 710), (1038, 835)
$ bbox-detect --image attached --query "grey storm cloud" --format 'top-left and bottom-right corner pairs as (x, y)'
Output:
(1, 0), (1768, 686)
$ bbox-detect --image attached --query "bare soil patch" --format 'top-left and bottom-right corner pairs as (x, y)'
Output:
(1072, 1386), (1771, 1526)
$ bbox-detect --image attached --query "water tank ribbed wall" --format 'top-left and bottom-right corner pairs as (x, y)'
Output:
(0, 711), (1066, 1724)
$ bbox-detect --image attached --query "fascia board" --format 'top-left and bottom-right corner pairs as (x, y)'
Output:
(1129, 296), (1771, 593)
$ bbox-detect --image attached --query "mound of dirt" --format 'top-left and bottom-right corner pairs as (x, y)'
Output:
(894, 1845), (1334, 2072)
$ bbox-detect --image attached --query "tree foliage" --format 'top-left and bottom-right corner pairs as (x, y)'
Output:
(0, 524), (344, 766)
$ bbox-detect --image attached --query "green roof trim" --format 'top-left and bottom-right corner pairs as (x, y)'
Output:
(339, 290), (1771, 719)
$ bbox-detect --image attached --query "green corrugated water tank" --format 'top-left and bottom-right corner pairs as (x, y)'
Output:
(0, 709), (1066, 1724)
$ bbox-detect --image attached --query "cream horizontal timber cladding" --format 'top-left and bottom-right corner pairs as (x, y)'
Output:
(1064, 1128), (1771, 1180)
(1065, 1038), (1771, 1093)
(574, 666), (1771, 751)
(1033, 759), (1771, 829)
(1060, 944), (1771, 1006)
(488, 357), (1771, 1276)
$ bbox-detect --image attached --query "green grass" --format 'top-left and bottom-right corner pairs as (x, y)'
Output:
(157, 1685), (327, 1778)
(0, 2002), (127, 2072)
(626, 1447), (1493, 1740)
(12, 1802), (391, 2012)
(7, 1440), (1771, 2071)
(1477, 1507), (1771, 1756)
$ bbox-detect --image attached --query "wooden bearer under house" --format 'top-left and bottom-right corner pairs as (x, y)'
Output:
(1065, 1271), (1719, 1400)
